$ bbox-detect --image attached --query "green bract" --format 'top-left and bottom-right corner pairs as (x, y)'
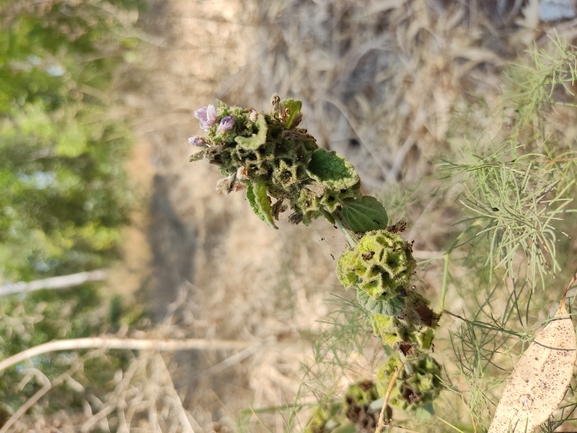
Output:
(371, 308), (437, 352)
(377, 354), (443, 419)
(304, 381), (381, 433)
(370, 314), (407, 347)
(336, 230), (417, 300)
(278, 98), (303, 129)
(234, 113), (268, 149)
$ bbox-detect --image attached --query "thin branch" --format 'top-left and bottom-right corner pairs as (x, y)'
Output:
(375, 365), (401, 433)
(0, 269), (109, 296)
(157, 353), (196, 433)
(192, 336), (276, 379)
(0, 337), (260, 373)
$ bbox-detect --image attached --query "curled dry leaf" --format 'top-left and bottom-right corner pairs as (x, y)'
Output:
(488, 272), (577, 433)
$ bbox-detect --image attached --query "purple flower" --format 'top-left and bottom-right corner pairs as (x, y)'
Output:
(218, 115), (235, 132)
(194, 104), (217, 131)
(188, 136), (207, 147)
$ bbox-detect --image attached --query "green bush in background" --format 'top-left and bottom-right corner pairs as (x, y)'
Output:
(0, 0), (145, 281)
(0, 0), (146, 417)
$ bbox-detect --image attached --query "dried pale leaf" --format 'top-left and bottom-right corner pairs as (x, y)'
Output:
(488, 276), (577, 433)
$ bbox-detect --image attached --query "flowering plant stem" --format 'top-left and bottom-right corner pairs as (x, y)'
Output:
(189, 95), (443, 430)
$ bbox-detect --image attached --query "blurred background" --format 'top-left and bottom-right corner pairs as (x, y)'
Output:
(1, 0), (576, 431)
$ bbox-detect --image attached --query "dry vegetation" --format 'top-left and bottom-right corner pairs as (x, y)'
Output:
(7, 0), (577, 431)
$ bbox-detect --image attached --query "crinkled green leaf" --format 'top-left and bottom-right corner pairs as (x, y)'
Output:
(246, 180), (277, 229)
(189, 150), (205, 162)
(306, 148), (359, 189)
(235, 113), (268, 150)
(357, 289), (405, 317)
(340, 196), (388, 233)
(280, 98), (302, 129)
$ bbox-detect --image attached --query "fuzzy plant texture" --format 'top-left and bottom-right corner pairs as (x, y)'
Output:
(189, 96), (442, 430)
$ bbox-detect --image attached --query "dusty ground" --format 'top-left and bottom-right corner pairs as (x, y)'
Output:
(114, 0), (577, 431)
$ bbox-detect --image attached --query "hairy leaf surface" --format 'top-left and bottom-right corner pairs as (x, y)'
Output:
(340, 196), (388, 233)
(235, 114), (268, 150)
(306, 149), (360, 190)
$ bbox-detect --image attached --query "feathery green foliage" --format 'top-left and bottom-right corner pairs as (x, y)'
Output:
(442, 37), (577, 290)
(439, 37), (577, 432)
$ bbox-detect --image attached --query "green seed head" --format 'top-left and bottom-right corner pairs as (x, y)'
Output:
(377, 354), (443, 418)
(337, 230), (417, 307)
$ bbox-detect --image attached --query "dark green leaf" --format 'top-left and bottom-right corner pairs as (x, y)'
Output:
(246, 180), (277, 229)
(340, 196), (388, 233)
(306, 149), (359, 190)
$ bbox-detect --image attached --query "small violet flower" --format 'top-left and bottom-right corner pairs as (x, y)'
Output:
(218, 115), (235, 133)
(194, 104), (217, 131)
(188, 136), (207, 147)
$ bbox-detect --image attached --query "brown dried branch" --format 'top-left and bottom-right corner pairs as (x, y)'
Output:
(375, 365), (401, 433)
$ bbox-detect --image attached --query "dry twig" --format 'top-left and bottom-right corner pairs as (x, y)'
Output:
(375, 364), (402, 433)
(0, 337), (264, 373)
(0, 269), (109, 296)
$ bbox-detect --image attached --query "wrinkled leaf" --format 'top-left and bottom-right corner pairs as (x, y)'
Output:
(306, 148), (360, 190)
(246, 179), (277, 229)
(357, 289), (405, 317)
(339, 196), (388, 233)
(235, 113), (268, 150)
(279, 98), (302, 129)
(488, 273), (577, 433)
